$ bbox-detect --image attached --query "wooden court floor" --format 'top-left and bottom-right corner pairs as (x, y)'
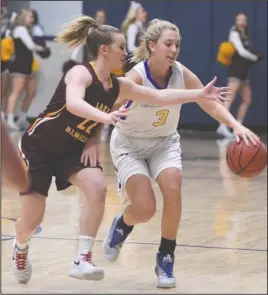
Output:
(1, 131), (267, 294)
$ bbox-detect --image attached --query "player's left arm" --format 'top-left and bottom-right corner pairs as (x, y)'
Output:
(183, 65), (259, 145)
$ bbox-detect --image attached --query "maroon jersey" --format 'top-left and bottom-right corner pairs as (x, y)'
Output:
(22, 61), (119, 155)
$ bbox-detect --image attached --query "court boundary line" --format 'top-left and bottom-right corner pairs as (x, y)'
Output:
(2, 201), (267, 215)
(1, 234), (267, 252)
(1, 287), (70, 294)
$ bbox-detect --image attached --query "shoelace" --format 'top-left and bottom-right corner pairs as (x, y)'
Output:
(80, 252), (93, 264)
(158, 255), (173, 278)
(15, 249), (28, 270)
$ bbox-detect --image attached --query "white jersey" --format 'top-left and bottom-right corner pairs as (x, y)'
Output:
(116, 60), (184, 138)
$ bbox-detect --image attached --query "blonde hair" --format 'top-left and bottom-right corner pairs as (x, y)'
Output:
(132, 19), (180, 63)
(12, 8), (32, 29)
(55, 15), (120, 59)
(121, 1), (142, 34)
(121, 9), (136, 34)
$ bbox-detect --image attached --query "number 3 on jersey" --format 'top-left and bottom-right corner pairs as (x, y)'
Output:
(153, 110), (169, 127)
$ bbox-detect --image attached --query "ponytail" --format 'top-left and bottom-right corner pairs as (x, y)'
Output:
(55, 15), (97, 48)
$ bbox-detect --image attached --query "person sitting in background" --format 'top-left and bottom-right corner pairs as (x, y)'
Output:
(217, 12), (262, 138)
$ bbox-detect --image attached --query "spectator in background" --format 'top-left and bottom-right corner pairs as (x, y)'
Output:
(18, 9), (46, 130)
(95, 9), (106, 25)
(121, 1), (147, 72)
(1, 11), (19, 122)
(1, 9), (14, 121)
(6, 9), (46, 130)
(217, 12), (262, 138)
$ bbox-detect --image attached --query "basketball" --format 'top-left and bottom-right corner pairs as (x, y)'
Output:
(226, 139), (267, 178)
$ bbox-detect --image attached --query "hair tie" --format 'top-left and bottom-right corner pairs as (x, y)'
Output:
(88, 23), (98, 34)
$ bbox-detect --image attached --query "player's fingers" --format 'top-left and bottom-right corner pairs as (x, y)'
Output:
(252, 132), (260, 143)
(242, 134), (249, 146)
(118, 108), (129, 113)
(235, 134), (240, 143)
(97, 150), (100, 163)
(116, 111), (129, 118)
(218, 87), (231, 93)
(84, 153), (89, 166)
(206, 76), (217, 88)
(112, 118), (117, 126)
(248, 133), (258, 146)
(216, 98), (224, 105)
(218, 94), (231, 102)
(220, 91), (232, 98)
(90, 152), (97, 167)
(81, 153), (85, 164)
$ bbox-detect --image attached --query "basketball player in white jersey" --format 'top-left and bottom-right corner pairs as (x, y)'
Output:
(102, 19), (259, 288)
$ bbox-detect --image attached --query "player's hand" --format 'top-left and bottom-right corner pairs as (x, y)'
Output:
(105, 108), (129, 125)
(232, 123), (260, 146)
(200, 77), (232, 104)
(81, 137), (100, 167)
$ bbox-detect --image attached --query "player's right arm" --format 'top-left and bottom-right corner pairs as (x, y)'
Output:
(118, 73), (230, 106)
(65, 65), (128, 125)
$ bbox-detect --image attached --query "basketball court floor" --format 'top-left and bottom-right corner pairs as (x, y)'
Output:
(1, 130), (267, 294)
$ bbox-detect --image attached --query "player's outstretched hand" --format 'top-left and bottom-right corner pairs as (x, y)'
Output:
(105, 108), (129, 126)
(200, 76), (232, 104)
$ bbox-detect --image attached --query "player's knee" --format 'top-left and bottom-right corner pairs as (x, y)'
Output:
(27, 90), (36, 99)
(163, 183), (181, 203)
(11, 87), (25, 97)
(134, 201), (156, 223)
(84, 179), (107, 203)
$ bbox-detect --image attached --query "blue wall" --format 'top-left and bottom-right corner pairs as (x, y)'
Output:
(83, 0), (267, 128)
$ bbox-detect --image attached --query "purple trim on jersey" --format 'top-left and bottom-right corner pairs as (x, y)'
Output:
(124, 100), (133, 108)
(144, 60), (173, 89)
(120, 100), (133, 121)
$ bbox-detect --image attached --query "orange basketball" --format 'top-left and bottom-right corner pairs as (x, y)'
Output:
(226, 140), (267, 178)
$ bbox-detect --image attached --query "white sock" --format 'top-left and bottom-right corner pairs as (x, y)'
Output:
(7, 113), (15, 123)
(15, 239), (28, 251)
(19, 111), (27, 122)
(77, 235), (94, 256)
